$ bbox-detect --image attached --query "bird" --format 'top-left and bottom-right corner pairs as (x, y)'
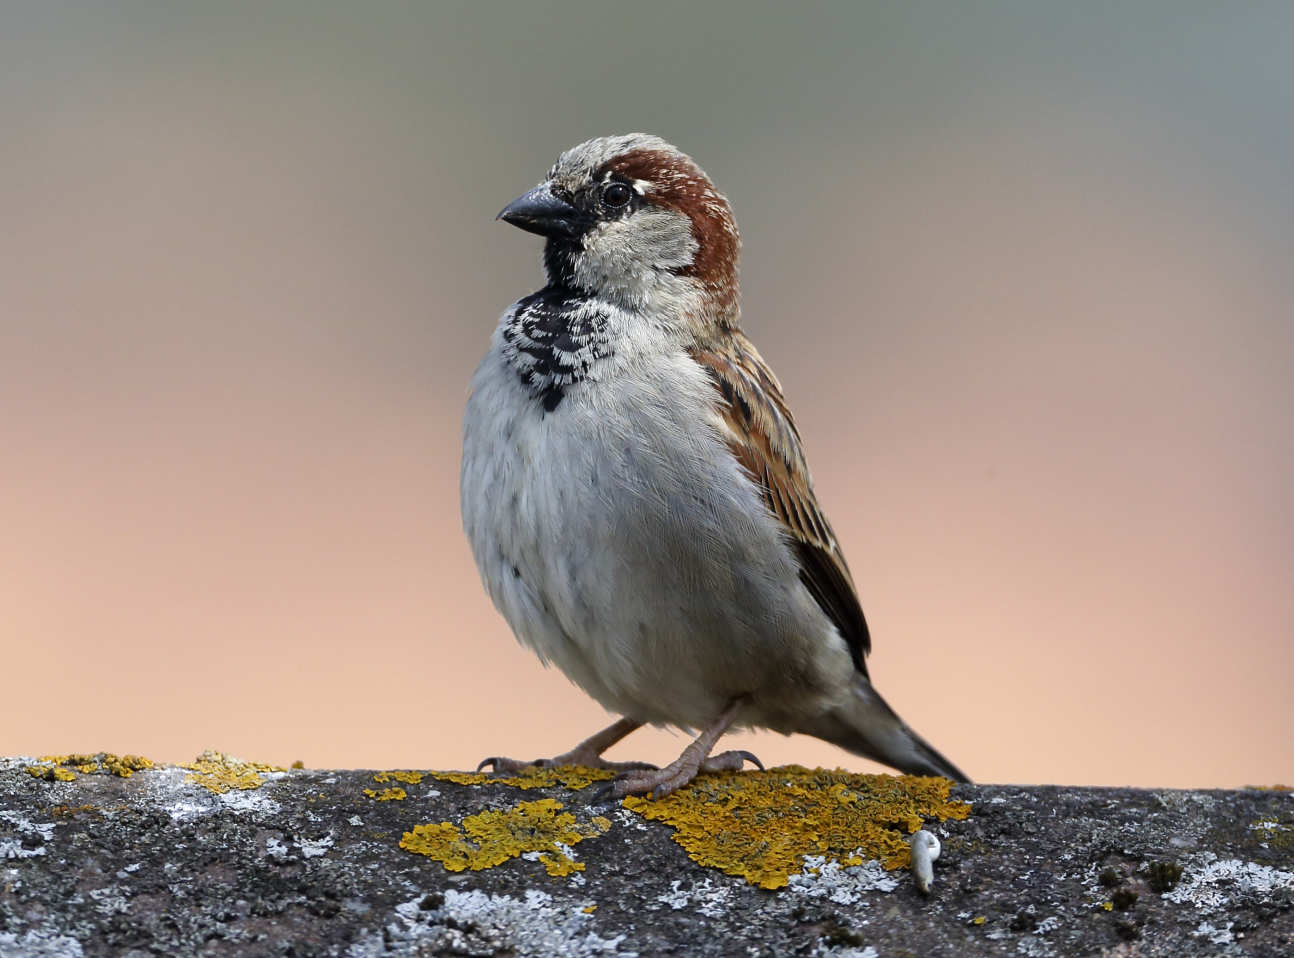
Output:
(460, 133), (968, 799)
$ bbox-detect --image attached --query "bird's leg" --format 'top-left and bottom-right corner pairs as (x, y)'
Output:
(597, 698), (762, 800)
(477, 717), (653, 774)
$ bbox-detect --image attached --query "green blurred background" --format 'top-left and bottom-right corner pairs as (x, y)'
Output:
(3, 2), (1291, 786)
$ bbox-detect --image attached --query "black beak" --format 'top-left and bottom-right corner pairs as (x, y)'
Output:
(497, 184), (585, 238)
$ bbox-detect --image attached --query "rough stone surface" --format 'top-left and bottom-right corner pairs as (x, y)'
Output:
(2, 755), (1291, 957)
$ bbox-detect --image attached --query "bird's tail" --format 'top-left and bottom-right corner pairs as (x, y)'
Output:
(802, 676), (970, 782)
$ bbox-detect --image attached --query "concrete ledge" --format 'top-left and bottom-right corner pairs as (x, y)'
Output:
(1, 753), (1291, 956)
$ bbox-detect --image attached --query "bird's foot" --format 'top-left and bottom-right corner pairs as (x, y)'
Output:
(592, 748), (762, 802)
(476, 752), (656, 774)
(476, 717), (650, 775)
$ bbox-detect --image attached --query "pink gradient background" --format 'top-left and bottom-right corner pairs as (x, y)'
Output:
(3, 5), (1291, 786)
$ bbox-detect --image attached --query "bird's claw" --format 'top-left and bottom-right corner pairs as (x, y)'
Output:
(697, 748), (764, 774)
(475, 756), (536, 774)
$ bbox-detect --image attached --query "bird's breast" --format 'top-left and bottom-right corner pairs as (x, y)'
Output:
(461, 334), (850, 726)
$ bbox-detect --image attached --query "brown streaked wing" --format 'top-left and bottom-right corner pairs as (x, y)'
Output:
(690, 334), (872, 675)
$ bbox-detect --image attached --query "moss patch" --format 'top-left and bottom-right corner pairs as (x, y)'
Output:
(431, 765), (616, 791)
(622, 766), (970, 890)
(1251, 819), (1294, 850)
(180, 750), (286, 794)
(400, 799), (610, 878)
(1111, 888), (1138, 911)
(1144, 860), (1183, 893)
(25, 753), (154, 782)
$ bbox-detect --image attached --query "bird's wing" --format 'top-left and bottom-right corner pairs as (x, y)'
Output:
(689, 332), (872, 674)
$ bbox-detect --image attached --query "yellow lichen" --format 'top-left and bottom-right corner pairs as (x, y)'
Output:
(25, 753), (153, 781)
(101, 754), (155, 777)
(621, 766), (970, 890)
(364, 787), (408, 801)
(24, 765), (77, 782)
(180, 750), (286, 794)
(374, 770), (423, 785)
(51, 804), (99, 817)
(400, 798), (609, 877)
(431, 765), (617, 791)
(538, 852), (583, 877)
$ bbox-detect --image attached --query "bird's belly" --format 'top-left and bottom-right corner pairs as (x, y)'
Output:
(462, 356), (852, 729)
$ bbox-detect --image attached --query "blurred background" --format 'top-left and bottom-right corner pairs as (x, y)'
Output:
(2, 2), (1291, 787)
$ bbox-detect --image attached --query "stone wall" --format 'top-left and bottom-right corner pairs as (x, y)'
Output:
(2, 753), (1291, 956)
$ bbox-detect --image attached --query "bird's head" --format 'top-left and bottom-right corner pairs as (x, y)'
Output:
(498, 134), (740, 326)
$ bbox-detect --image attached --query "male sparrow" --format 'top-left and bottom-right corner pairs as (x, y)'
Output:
(461, 134), (968, 798)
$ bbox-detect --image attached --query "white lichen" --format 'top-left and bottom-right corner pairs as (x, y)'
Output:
(142, 764), (281, 819)
(787, 855), (899, 904)
(298, 834), (334, 858)
(1193, 920), (1235, 945)
(1164, 852), (1294, 912)
(0, 929), (85, 957)
(655, 877), (732, 917)
(1034, 916), (1061, 935)
(810, 943), (878, 958)
(88, 887), (129, 916)
(346, 890), (627, 958)
(0, 811), (55, 860)
(1013, 935), (1056, 957)
(216, 788), (281, 815)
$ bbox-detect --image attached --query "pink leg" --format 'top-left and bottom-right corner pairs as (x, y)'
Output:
(477, 717), (653, 773)
(599, 698), (762, 800)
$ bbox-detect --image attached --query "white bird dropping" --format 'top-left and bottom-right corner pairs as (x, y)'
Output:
(910, 830), (941, 894)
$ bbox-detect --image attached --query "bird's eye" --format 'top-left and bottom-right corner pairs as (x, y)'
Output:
(602, 182), (633, 209)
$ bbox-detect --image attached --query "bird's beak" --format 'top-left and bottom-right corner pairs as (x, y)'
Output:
(497, 184), (584, 238)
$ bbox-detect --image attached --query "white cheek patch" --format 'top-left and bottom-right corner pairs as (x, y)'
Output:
(577, 211), (694, 277)
(573, 210), (701, 315)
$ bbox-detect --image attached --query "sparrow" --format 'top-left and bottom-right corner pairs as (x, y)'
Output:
(461, 134), (968, 798)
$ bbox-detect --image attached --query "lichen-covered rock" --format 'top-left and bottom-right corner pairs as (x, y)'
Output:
(1, 754), (1291, 956)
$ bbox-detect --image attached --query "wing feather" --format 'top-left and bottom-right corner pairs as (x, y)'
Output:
(690, 333), (872, 674)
